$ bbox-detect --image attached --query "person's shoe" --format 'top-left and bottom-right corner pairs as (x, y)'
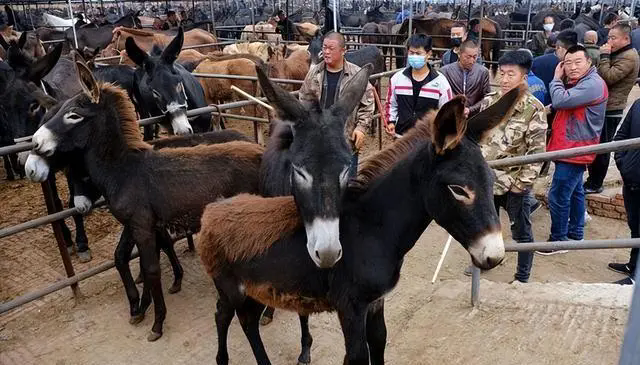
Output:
(608, 262), (634, 275)
(535, 249), (569, 256)
(614, 276), (635, 285)
(509, 278), (527, 284)
(78, 249), (92, 263)
(584, 185), (604, 194)
(530, 199), (542, 215)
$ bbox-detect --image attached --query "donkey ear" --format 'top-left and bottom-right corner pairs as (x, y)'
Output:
(125, 36), (148, 67)
(255, 64), (306, 122)
(0, 35), (8, 50)
(27, 43), (62, 83)
(431, 96), (467, 155)
(162, 27), (184, 64)
(18, 31), (27, 49)
(466, 84), (526, 143)
(75, 61), (100, 104)
(329, 63), (373, 127)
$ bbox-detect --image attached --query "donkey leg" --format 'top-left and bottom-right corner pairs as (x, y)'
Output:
(236, 298), (271, 365)
(3, 155), (15, 181)
(9, 153), (24, 179)
(157, 230), (183, 294)
(338, 304), (369, 365)
(136, 232), (167, 342)
(297, 315), (313, 365)
(213, 281), (236, 365)
(143, 125), (153, 141)
(260, 306), (275, 325)
(68, 176), (91, 262)
(366, 299), (387, 365)
(114, 227), (141, 323)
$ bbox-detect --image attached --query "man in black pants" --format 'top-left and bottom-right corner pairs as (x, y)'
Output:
(608, 98), (640, 285)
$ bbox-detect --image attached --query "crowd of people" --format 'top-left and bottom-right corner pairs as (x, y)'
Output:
(301, 17), (640, 285)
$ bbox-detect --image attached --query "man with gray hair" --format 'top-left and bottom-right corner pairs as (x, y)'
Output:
(584, 30), (600, 66)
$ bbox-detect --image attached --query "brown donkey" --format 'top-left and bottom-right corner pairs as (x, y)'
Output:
(196, 88), (527, 364)
(29, 62), (263, 342)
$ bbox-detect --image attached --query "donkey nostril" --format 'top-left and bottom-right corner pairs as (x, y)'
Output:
(315, 250), (321, 260)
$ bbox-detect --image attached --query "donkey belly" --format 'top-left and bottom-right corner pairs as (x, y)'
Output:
(235, 233), (333, 315)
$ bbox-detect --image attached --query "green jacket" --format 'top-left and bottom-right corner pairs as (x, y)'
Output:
(480, 90), (547, 195)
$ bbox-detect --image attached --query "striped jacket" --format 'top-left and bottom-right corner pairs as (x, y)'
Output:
(385, 66), (453, 135)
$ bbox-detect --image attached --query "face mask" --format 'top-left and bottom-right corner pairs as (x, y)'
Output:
(408, 54), (427, 69)
(544, 23), (554, 32)
(451, 37), (462, 47)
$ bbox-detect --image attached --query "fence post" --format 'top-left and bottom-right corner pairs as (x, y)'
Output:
(40, 178), (80, 298)
(618, 255), (640, 364)
(471, 265), (480, 307)
(252, 80), (265, 145)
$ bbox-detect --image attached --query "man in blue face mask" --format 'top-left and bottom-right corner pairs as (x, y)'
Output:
(385, 34), (453, 136)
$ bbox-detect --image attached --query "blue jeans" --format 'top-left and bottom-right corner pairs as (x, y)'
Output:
(495, 192), (535, 282)
(548, 162), (586, 241)
(349, 153), (359, 179)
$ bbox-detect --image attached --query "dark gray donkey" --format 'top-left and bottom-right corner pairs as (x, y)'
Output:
(126, 27), (212, 140)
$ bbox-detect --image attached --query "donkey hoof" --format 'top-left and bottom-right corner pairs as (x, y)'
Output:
(168, 282), (182, 294)
(129, 313), (145, 325)
(297, 358), (311, 365)
(259, 315), (273, 326)
(134, 274), (143, 284)
(147, 330), (163, 342)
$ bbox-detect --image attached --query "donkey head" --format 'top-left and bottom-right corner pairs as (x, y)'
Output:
(422, 86), (525, 270)
(256, 63), (373, 268)
(31, 60), (102, 160)
(0, 34), (62, 84)
(126, 27), (192, 135)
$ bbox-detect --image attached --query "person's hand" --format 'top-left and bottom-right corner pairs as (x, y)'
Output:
(554, 61), (565, 80)
(510, 185), (524, 194)
(545, 104), (552, 115)
(352, 129), (365, 150)
(385, 123), (396, 136)
(600, 43), (611, 54)
(464, 107), (470, 118)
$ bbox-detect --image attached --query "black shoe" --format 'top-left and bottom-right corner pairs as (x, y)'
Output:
(608, 262), (634, 276)
(530, 199), (542, 215)
(614, 276), (635, 285)
(584, 186), (604, 194)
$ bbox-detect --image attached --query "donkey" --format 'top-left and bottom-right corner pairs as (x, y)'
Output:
(27, 59), (371, 342)
(196, 88), (525, 364)
(125, 27), (212, 140)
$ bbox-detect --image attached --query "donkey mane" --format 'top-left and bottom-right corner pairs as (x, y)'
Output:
(353, 110), (436, 189)
(198, 194), (302, 277)
(99, 82), (152, 151)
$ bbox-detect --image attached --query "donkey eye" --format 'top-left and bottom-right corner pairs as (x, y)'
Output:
(29, 102), (40, 114)
(63, 112), (84, 124)
(339, 166), (350, 186)
(152, 90), (161, 99)
(448, 185), (475, 205)
(292, 165), (313, 188)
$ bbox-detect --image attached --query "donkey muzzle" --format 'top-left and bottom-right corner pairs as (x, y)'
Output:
(468, 231), (505, 270)
(169, 110), (193, 135)
(25, 152), (50, 182)
(32, 126), (57, 157)
(305, 218), (343, 269)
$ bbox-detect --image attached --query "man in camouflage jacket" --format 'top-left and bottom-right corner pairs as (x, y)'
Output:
(299, 31), (374, 176)
(477, 50), (547, 283)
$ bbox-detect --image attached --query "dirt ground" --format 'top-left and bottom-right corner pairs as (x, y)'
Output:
(1, 75), (639, 365)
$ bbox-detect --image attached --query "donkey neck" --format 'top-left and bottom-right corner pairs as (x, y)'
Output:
(353, 143), (433, 257)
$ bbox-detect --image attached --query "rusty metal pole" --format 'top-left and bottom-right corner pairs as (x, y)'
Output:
(40, 179), (80, 298)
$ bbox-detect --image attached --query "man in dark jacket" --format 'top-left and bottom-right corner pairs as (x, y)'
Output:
(584, 23), (640, 194)
(528, 16), (555, 57)
(540, 45), (608, 254)
(440, 39), (490, 117)
(597, 12), (618, 46)
(531, 30), (577, 107)
(608, 99), (640, 285)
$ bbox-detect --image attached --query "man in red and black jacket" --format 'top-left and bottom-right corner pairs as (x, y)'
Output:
(540, 45), (608, 254)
